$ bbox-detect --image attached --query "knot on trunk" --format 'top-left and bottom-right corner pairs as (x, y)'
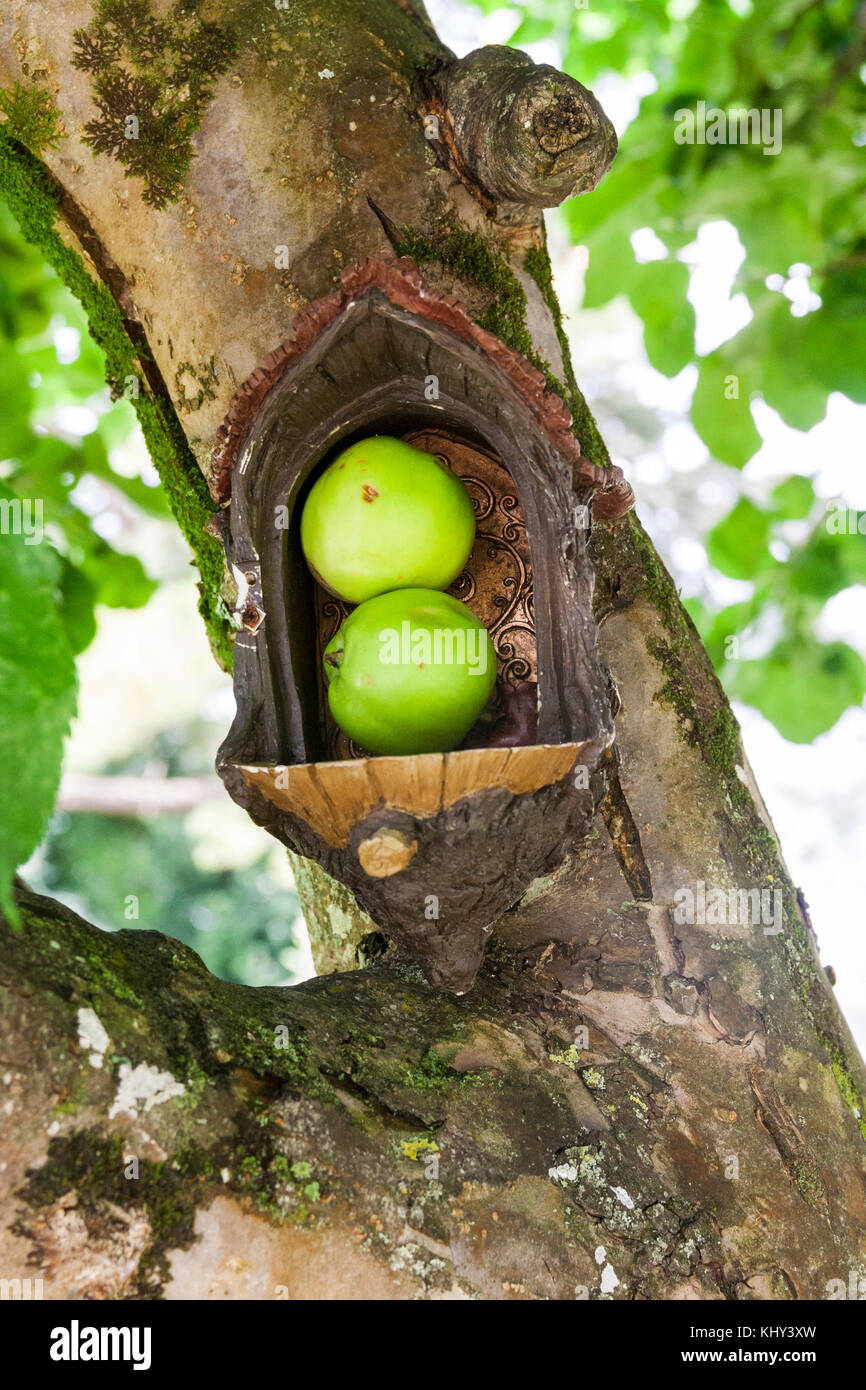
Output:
(433, 45), (617, 209)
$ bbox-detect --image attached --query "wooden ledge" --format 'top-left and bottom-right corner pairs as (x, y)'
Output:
(234, 742), (587, 848)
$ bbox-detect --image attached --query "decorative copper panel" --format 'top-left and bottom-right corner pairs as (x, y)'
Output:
(313, 428), (537, 760)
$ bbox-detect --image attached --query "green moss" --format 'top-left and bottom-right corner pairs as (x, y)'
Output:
(271, 1153), (292, 1181)
(234, 1020), (335, 1103)
(394, 222), (570, 397)
(0, 84), (62, 155)
(826, 1045), (866, 1140)
(71, 0), (238, 210)
(0, 129), (234, 668)
(524, 243), (569, 371)
(233, 1146), (322, 1222)
(396, 224), (533, 352)
(791, 1157), (827, 1210)
(175, 358), (219, 414)
(20, 1130), (202, 1297)
(523, 231), (611, 468)
(705, 705), (740, 772)
(401, 1048), (478, 1091)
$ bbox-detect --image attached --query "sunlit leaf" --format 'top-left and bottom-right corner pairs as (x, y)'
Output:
(731, 639), (866, 742)
(0, 483), (76, 920)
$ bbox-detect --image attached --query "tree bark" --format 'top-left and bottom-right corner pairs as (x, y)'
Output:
(1, 0), (865, 1300)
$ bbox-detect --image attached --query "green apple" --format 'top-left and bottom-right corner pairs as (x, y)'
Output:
(323, 588), (497, 755)
(301, 435), (476, 604)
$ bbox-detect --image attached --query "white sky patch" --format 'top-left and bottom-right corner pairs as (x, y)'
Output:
(77, 1007), (109, 1068)
(424, 2), (522, 60)
(734, 702), (866, 1050)
(681, 220), (752, 355)
(816, 587), (866, 651)
(52, 323), (81, 365)
(51, 403), (100, 438)
(767, 263), (823, 318)
(109, 1063), (185, 1120)
(592, 70), (657, 137)
(631, 227), (667, 263)
(746, 394), (866, 507)
(92, 510), (124, 540)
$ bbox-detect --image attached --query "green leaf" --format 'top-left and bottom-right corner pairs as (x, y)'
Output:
(706, 498), (775, 580)
(582, 231), (638, 309)
(730, 639), (866, 742)
(691, 354), (762, 468)
(0, 483), (77, 921)
(508, 15), (557, 45)
(82, 544), (158, 610)
(59, 557), (98, 655)
(629, 259), (695, 377)
(800, 301), (866, 403)
(753, 300), (829, 431)
(81, 427), (171, 518)
(788, 521), (866, 601)
(770, 475), (815, 520)
(692, 597), (762, 667)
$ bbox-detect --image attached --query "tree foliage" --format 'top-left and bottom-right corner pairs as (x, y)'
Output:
(488, 0), (866, 740)
(0, 202), (165, 905)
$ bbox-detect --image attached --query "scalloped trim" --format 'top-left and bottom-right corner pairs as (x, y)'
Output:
(208, 255), (634, 518)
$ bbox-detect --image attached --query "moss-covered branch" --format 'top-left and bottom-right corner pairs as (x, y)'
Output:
(3, 875), (865, 1300)
(0, 129), (234, 667)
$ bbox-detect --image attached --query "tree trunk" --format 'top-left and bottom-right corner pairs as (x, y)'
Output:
(1, 0), (864, 1301)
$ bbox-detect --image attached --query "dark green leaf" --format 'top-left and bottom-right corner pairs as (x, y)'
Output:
(0, 483), (77, 921)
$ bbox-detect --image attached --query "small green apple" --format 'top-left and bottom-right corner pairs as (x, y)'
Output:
(323, 588), (497, 755)
(301, 435), (476, 604)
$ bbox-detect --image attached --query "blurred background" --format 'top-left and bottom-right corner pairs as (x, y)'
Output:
(4, 0), (864, 1043)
